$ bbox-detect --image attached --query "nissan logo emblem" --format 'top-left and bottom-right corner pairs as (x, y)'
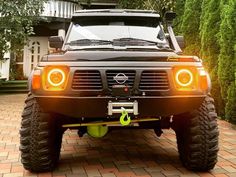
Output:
(113, 73), (128, 84)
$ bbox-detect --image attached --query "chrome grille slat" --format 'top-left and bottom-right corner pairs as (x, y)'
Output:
(72, 70), (102, 90)
(141, 76), (167, 79)
(73, 79), (101, 82)
(72, 83), (102, 86)
(140, 82), (169, 85)
(73, 76), (101, 78)
(139, 70), (169, 91)
(139, 86), (169, 88)
(72, 85), (102, 88)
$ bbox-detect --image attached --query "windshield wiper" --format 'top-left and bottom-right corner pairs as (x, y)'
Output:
(66, 39), (112, 46)
(113, 38), (159, 46)
(66, 38), (171, 51)
(112, 37), (171, 51)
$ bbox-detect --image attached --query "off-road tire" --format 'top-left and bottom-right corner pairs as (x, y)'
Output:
(20, 93), (64, 172)
(172, 95), (219, 171)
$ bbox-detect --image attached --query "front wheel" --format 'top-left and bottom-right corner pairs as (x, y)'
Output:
(172, 95), (219, 171)
(20, 93), (64, 172)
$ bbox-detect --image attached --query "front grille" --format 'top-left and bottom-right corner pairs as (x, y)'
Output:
(139, 70), (169, 91)
(106, 70), (136, 89)
(72, 70), (102, 90)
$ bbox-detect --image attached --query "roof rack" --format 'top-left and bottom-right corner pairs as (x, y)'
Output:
(73, 9), (160, 18)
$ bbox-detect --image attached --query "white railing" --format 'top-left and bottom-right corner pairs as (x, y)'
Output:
(0, 52), (10, 80)
(0, 0), (81, 18)
(80, 0), (118, 5)
(41, 0), (81, 19)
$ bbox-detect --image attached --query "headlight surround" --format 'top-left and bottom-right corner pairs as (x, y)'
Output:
(43, 65), (69, 91)
(47, 68), (66, 87)
(175, 69), (193, 87)
(173, 66), (209, 91)
(173, 66), (197, 91)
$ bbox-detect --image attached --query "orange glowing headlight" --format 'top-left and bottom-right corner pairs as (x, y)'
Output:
(43, 65), (69, 91)
(175, 69), (193, 87)
(47, 68), (66, 87)
(173, 66), (197, 90)
(173, 66), (209, 91)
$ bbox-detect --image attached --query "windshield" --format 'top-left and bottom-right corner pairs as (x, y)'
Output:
(64, 16), (169, 50)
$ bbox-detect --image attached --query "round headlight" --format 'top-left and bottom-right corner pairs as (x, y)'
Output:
(175, 69), (193, 87)
(47, 68), (65, 87)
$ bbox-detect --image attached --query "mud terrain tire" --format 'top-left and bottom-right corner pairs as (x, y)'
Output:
(20, 93), (63, 172)
(173, 95), (219, 171)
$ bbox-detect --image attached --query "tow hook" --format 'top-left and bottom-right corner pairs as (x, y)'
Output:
(120, 107), (131, 126)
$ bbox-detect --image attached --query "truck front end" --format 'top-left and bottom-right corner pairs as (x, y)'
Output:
(20, 9), (218, 172)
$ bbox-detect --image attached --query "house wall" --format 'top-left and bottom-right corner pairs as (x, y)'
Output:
(0, 40), (11, 80)
(22, 37), (49, 77)
(0, 52), (10, 80)
(42, 0), (80, 19)
(2, 0), (118, 80)
(14, 0), (81, 79)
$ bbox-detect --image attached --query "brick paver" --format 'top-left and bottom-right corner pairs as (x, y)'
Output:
(0, 94), (236, 177)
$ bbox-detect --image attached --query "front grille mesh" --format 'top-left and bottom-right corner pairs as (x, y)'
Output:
(139, 70), (169, 91)
(106, 70), (136, 89)
(72, 70), (169, 91)
(72, 70), (102, 90)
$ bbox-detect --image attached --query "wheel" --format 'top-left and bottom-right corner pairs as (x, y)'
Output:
(172, 95), (219, 171)
(20, 93), (64, 172)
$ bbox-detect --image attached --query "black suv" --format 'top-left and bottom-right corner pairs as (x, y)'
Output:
(20, 9), (219, 172)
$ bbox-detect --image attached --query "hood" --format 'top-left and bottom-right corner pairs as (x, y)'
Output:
(42, 50), (179, 62)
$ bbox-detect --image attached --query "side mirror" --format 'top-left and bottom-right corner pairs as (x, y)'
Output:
(49, 36), (64, 49)
(164, 12), (177, 24)
(176, 36), (185, 50)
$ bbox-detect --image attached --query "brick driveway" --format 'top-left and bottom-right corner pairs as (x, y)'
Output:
(0, 94), (236, 177)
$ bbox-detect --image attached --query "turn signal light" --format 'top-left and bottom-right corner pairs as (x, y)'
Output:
(199, 69), (208, 91)
(32, 70), (41, 90)
(43, 66), (69, 91)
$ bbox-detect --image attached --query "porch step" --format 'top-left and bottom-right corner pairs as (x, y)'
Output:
(0, 80), (28, 93)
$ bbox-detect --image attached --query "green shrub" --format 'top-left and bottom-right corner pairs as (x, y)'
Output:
(199, 0), (223, 115)
(181, 0), (202, 56)
(173, 0), (186, 35)
(218, 0), (236, 122)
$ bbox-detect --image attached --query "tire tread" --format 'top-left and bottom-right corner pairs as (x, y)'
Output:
(20, 93), (63, 172)
(173, 95), (219, 171)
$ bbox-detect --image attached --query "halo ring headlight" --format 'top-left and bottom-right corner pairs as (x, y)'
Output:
(47, 68), (65, 87)
(175, 69), (193, 87)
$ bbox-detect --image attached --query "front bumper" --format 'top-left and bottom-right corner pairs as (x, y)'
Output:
(32, 61), (208, 118)
(36, 95), (205, 118)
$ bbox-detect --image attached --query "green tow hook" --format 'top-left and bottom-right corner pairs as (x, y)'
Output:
(120, 107), (131, 126)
